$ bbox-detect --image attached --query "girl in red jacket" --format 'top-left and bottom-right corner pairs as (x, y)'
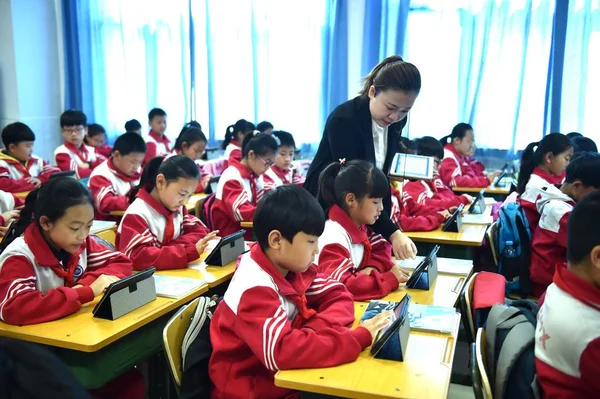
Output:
(316, 159), (410, 301)
(438, 123), (501, 188)
(116, 155), (218, 270)
(172, 125), (211, 193)
(221, 119), (255, 168)
(390, 184), (451, 232)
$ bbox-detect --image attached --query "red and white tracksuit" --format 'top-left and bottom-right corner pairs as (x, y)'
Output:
(0, 151), (59, 192)
(88, 158), (141, 220)
(439, 144), (490, 188)
(54, 141), (103, 179)
(143, 130), (171, 165)
(518, 167), (564, 232)
(95, 144), (113, 158)
(403, 175), (470, 209)
(263, 165), (305, 193)
(209, 244), (372, 399)
(390, 185), (445, 232)
(0, 190), (24, 225)
(223, 140), (242, 169)
(116, 189), (209, 270)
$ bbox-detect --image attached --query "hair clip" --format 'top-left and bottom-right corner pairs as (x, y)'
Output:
(228, 126), (234, 133)
(533, 145), (538, 152)
(272, 135), (281, 146)
(339, 158), (346, 165)
(253, 130), (260, 136)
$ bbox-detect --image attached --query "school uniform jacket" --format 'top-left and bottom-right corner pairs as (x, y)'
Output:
(518, 167), (564, 232)
(390, 185), (445, 232)
(88, 158), (141, 219)
(0, 223), (132, 325)
(0, 190), (24, 226)
(116, 189), (209, 270)
(439, 144), (490, 188)
(224, 140), (242, 169)
(0, 151), (59, 192)
(263, 165), (305, 192)
(143, 130), (171, 165)
(403, 175), (470, 209)
(535, 265), (600, 398)
(315, 205), (398, 301)
(305, 96), (407, 240)
(95, 144), (113, 158)
(54, 142), (103, 179)
(211, 159), (265, 240)
(209, 244), (372, 399)
(529, 189), (574, 297)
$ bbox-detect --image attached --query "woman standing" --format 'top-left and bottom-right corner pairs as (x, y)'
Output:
(305, 55), (421, 259)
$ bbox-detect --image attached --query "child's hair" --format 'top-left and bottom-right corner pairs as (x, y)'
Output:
(517, 133), (572, 194)
(180, 120), (202, 135)
(113, 132), (147, 156)
(414, 136), (444, 159)
(148, 108), (167, 121)
(567, 189), (600, 265)
(124, 119), (142, 132)
(254, 184), (325, 251)
(87, 123), (106, 138)
(0, 177), (93, 251)
(271, 130), (296, 149)
(439, 123), (473, 145)
(60, 110), (87, 128)
(175, 127), (207, 151)
(317, 160), (389, 212)
(2, 122), (36, 148)
(571, 136), (598, 156)
(241, 132), (278, 158)
(129, 155), (199, 203)
(360, 55), (421, 97)
(398, 137), (416, 154)
(564, 152), (600, 187)
(256, 121), (274, 133)
(221, 119), (255, 149)
(566, 132), (583, 140)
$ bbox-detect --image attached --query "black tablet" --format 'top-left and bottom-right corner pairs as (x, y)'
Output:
(468, 189), (486, 214)
(370, 294), (411, 356)
(405, 245), (440, 288)
(205, 230), (246, 265)
(92, 267), (155, 316)
(442, 203), (464, 231)
(204, 176), (221, 194)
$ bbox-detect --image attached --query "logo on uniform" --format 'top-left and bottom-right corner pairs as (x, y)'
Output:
(73, 265), (84, 279)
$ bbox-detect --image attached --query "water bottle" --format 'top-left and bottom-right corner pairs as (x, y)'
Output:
(503, 240), (516, 258)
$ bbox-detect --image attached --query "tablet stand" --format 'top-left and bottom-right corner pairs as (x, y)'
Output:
(443, 212), (463, 232)
(93, 277), (156, 320)
(411, 254), (438, 290)
(374, 316), (411, 361)
(206, 234), (245, 266)
(470, 199), (485, 215)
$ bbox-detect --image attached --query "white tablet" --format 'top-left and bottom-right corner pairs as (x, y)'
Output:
(389, 153), (434, 180)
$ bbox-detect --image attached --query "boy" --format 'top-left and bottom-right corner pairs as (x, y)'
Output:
(530, 152), (600, 297)
(55, 110), (103, 179)
(263, 130), (304, 192)
(125, 119), (142, 135)
(0, 122), (59, 192)
(535, 189), (600, 398)
(88, 133), (146, 220)
(144, 108), (170, 164)
(209, 185), (389, 399)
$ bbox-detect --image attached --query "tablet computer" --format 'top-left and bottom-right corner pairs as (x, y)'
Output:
(442, 203), (464, 232)
(405, 245), (440, 288)
(205, 230), (246, 266)
(468, 189), (486, 214)
(389, 153), (434, 180)
(92, 267), (156, 316)
(204, 176), (221, 194)
(370, 294), (411, 357)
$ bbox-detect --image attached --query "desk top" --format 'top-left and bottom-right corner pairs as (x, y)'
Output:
(240, 221), (253, 228)
(404, 224), (487, 247)
(452, 184), (511, 195)
(159, 259), (237, 288)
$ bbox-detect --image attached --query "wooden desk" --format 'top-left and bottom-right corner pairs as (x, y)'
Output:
(240, 221), (253, 228)
(453, 184), (511, 195)
(14, 191), (29, 199)
(405, 224), (487, 247)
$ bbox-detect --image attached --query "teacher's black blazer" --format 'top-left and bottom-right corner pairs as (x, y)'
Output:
(305, 95), (407, 239)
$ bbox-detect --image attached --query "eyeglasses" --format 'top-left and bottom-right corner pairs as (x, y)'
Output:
(258, 156), (275, 167)
(62, 127), (84, 134)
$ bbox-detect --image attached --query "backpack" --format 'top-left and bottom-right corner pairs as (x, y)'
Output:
(179, 295), (222, 399)
(495, 202), (532, 296)
(485, 299), (541, 399)
(199, 193), (217, 231)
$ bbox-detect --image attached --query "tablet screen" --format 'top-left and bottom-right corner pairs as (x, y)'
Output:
(391, 153), (434, 180)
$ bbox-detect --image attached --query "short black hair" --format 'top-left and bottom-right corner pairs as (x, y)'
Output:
(564, 152), (600, 188)
(125, 119), (142, 132)
(571, 136), (598, 156)
(414, 136), (444, 159)
(2, 122), (36, 148)
(566, 132), (584, 140)
(567, 189), (600, 264)
(271, 130), (296, 149)
(60, 110), (87, 128)
(254, 185), (325, 251)
(148, 108), (167, 121)
(113, 132), (147, 156)
(87, 123), (106, 137)
(256, 121), (274, 133)
(399, 137), (416, 154)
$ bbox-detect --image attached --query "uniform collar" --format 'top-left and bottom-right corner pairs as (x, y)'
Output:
(328, 204), (368, 245)
(107, 157), (141, 182)
(136, 188), (176, 217)
(24, 223), (81, 267)
(149, 130), (170, 144)
(533, 167), (563, 185)
(229, 158), (256, 180)
(554, 263), (600, 309)
(444, 143), (466, 163)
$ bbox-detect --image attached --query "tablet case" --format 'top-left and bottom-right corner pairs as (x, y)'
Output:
(367, 296), (411, 362)
(406, 251), (438, 290)
(442, 204), (464, 232)
(205, 230), (246, 266)
(468, 189), (486, 215)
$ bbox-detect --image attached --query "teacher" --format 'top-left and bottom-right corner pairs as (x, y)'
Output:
(305, 55), (421, 260)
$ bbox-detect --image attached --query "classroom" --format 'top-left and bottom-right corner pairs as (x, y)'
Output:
(0, 0), (598, 398)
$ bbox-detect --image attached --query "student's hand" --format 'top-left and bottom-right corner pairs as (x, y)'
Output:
(79, 163), (90, 170)
(360, 311), (394, 341)
(462, 194), (474, 203)
(437, 210), (451, 220)
(89, 274), (120, 297)
(196, 231), (220, 256)
(201, 175), (211, 189)
(390, 265), (409, 284)
(0, 226), (8, 237)
(389, 230), (417, 260)
(26, 177), (42, 188)
(358, 266), (378, 275)
(487, 170), (502, 182)
(1, 210), (19, 226)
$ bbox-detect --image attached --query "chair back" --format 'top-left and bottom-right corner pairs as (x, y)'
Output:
(472, 328), (493, 399)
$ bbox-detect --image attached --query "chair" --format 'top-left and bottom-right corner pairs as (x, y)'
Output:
(163, 298), (201, 389)
(472, 328), (493, 399)
(463, 272), (478, 343)
(487, 221), (499, 266)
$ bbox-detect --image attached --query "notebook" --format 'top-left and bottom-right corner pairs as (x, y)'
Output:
(408, 303), (456, 334)
(397, 256), (472, 276)
(153, 275), (206, 298)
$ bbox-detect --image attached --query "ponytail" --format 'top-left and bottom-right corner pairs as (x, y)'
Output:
(517, 142), (540, 194)
(174, 127), (207, 152)
(440, 123), (473, 145)
(221, 119), (255, 149)
(360, 55), (421, 98)
(317, 162), (343, 210)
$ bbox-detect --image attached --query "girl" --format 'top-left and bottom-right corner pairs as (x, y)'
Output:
(173, 125), (212, 192)
(221, 119), (255, 167)
(263, 130), (304, 192)
(517, 132), (573, 230)
(84, 123), (112, 158)
(116, 155), (218, 271)
(316, 159), (409, 301)
(438, 123), (501, 188)
(211, 132), (278, 240)
(0, 177), (133, 326)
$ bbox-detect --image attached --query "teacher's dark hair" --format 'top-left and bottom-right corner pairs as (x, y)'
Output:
(360, 55), (421, 98)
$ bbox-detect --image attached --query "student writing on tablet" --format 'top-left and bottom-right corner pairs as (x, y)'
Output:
(305, 55), (421, 260)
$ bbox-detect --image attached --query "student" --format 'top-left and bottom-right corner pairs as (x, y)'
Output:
(88, 133), (146, 219)
(404, 136), (472, 209)
(529, 153), (600, 297)
(172, 126), (211, 193)
(55, 110), (104, 179)
(263, 130), (304, 192)
(256, 120), (274, 134)
(0, 177), (132, 325)
(209, 184), (391, 399)
(85, 123), (112, 158)
(143, 107), (170, 165)
(116, 155), (218, 270)
(0, 190), (22, 236)
(517, 133), (572, 230)
(571, 136), (597, 157)
(438, 123), (500, 188)
(221, 119), (255, 166)
(125, 119), (142, 135)
(535, 189), (600, 398)
(565, 131), (583, 140)
(390, 184), (450, 232)
(212, 132), (278, 240)
(0, 122), (60, 192)
(315, 160), (409, 301)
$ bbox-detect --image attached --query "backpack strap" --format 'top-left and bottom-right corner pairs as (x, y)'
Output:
(495, 319), (535, 399)
(182, 297), (212, 368)
(485, 304), (520, 386)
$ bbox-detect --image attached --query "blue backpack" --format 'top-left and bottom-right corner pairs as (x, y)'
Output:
(495, 202), (532, 296)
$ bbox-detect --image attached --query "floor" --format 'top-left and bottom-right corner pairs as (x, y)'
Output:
(449, 383), (475, 399)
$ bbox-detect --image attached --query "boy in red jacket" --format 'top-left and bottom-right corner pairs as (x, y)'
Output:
(209, 185), (390, 399)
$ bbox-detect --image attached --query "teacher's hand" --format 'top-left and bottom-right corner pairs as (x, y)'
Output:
(389, 230), (417, 260)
